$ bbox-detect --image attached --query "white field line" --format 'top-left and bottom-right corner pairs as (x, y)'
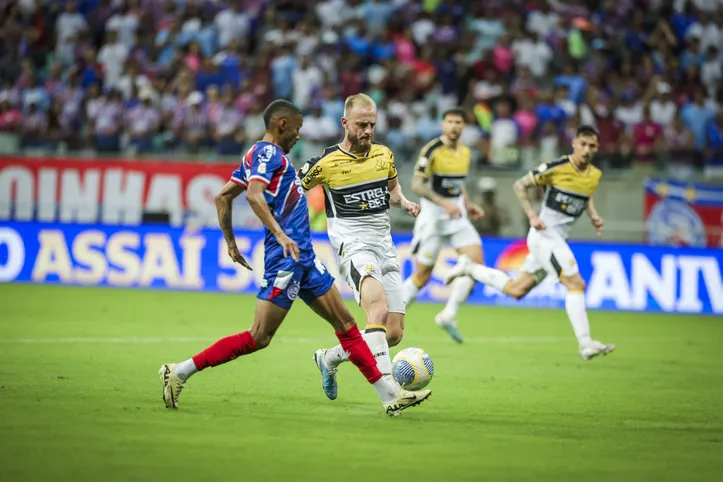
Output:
(0, 336), (577, 345)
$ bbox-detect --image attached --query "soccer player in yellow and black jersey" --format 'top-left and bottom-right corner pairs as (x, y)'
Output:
(402, 108), (486, 343)
(300, 93), (431, 411)
(446, 125), (615, 360)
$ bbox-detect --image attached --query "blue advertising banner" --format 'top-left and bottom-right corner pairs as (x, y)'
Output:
(1, 222), (722, 315)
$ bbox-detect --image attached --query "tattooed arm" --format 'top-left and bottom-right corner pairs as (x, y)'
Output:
(215, 181), (252, 270)
(512, 173), (546, 230)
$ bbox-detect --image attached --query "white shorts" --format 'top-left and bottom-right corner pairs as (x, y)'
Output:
(411, 219), (481, 267)
(338, 242), (405, 314)
(520, 228), (579, 282)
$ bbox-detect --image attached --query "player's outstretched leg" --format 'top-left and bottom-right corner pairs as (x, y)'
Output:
(435, 245), (481, 342)
(158, 300), (288, 409)
(307, 284), (431, 416)
(560, 274), (616, 360)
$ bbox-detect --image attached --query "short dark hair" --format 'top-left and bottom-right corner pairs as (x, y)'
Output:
(576, 125), (599, 139)
(442, 107), (468, 122)
(263, 99), (301, 129)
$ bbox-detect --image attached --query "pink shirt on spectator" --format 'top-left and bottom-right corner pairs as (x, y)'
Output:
(493, 45), (514, 74)
(395, 38), (416, 63)
(633, 121), (662, 147)
(513, 110), (538, 141)
(185, 54), (200, 72)
(0, 109), (21, 131)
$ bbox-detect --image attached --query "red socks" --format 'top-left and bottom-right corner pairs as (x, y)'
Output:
(192, 331), (257, 371)
(335, 325), (382, 384)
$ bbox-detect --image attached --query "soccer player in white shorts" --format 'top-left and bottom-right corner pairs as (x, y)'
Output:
(300, 93), (427, 404)
(445, 125), (615, 360)
(402, 108), (485, 343)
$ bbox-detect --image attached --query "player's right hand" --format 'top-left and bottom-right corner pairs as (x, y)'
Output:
(278, 233), (300, 262)
(443, 201), (462, 219)
(529, 214), (546, 230)
(228, 245), (253, 270)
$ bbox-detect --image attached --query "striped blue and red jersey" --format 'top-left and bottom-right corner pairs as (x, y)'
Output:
(231, 141), (314, 264)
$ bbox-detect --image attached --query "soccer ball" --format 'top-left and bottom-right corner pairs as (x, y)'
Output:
(392, 347), (434, 391)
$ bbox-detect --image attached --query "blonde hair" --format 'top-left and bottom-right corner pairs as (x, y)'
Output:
(343, 93), (377, 117)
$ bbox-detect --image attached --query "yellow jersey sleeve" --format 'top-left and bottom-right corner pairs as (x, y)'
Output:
(415, 139), (442, 179)
(388, 150), (398, 181)
(299, 156), (325, 191)
(530, 157), (568, 186)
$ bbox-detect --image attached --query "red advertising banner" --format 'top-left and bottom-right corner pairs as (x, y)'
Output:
(0, 156), (254, 226)
(644, 178), (723, 248)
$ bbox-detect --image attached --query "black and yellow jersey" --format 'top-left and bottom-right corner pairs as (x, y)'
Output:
(299, 143), (398, 246)
(414, 137), (471, 198)
(529, 155), (602, 238)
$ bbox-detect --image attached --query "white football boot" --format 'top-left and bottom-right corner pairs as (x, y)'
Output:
(159, 363), (185, 409)
(383, 389), (432, 417)
(579, 340), (616, 360)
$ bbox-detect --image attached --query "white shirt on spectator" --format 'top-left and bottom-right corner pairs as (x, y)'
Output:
(244, 113), (266, 141)
(315, 0), (347, 28)
(411, 18), (436, 44)
(56, 11), (87, 49)
(107, 13), (139, 49)
(526, 10), (560, 38)
(650, 99), (677, 127)
(556, 99), (577, 118)
(702, 58), (722, 95)
(215, 9), (250, 47)
(615, 102), (644, 129)
(686, 22), (721, 52)
(301, 114), (338, 141)
(117, 74), (151, 100)
(292, 65), (323, 110)
(98, 42), (129, 88)
(513, 38), (553, 78)
(490, 118), (519, 166)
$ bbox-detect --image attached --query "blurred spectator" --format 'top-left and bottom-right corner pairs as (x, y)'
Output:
(650, 82), (677, 127)
(212, 88), (245, 156)
(98, 29), (128, 88)
(126, 89), (160, 154)
(681, 90), (716, 150)
(706, 109), (723, 167)
(488, 100), (519, 167)
(472, 177), (509, 236)
(633, 105), (664, 161)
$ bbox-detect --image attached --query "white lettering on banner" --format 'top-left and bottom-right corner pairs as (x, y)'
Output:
(60, 169), (101, 223)
(72, 230), (108, 284)
(0, 227), (24, 282)
(28, 229), (207, 288)
(179, 235), (206, 289)
(37, 169), (57, 222)
(106, 232), (141, 286)
(187, 175), (225, 226)
(217, 236), (253, 292)
(587, 252), (632, 309)
(677, 256), (723, 313)
(588, 251), (723, 314)
(631, 254), (677, 312)
(146, 175), (183, 226)
(32, 230), (73, 282)
(139, 234), (183, 287)
(0, 167), (33, 220)
(102, 169), (145, 225)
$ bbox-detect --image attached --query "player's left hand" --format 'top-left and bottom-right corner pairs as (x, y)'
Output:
(402, 200), (421, 217)
(228, 245), (253, 270)
(591, 215), (604, 236)
(468, 203), (485, 221)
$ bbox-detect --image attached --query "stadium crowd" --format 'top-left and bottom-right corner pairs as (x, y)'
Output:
(0, 0), (722, 172)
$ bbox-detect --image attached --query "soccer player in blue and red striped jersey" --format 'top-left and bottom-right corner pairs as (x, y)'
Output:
(159, 100), (430, 417)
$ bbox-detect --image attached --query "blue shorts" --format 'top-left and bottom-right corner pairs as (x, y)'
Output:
(257, 255), (335, 310)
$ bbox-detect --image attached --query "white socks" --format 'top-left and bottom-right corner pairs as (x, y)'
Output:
(324, 328), (398, 403)
(175, 359), (198, 381)
(469, 264), (512, 293)
(442, 276), (475, 318)
(565, 291), (592, 345)
(402, 276), (421, 307)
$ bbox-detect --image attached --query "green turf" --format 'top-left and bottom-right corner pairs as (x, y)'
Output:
(1, 284), (722, 482)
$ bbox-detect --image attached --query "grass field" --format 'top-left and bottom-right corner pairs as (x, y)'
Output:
(1, 283), (722, 482)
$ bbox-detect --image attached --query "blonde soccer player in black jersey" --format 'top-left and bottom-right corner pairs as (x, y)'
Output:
(446, 125), (615, 360)
(299, 93), (431, 409)
(402, 108), (486, 343)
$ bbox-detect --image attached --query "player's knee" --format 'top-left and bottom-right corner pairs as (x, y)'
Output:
(249, 328), (274, 350)
(562, 274), (586, 292)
